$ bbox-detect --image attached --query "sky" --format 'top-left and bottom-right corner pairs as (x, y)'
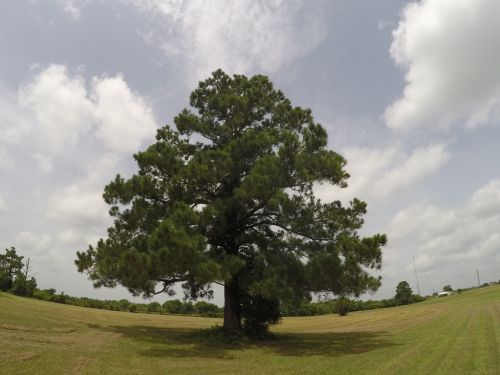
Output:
(1, 0), (500, 305)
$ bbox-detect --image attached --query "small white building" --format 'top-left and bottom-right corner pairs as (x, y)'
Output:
(438, 291), (452, 297)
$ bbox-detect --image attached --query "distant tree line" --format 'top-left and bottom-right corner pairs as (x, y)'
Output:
(282, 295), (426, 317)
(31, 288), (223, 317)
(28, 287), (427, 318)
(283, 280), (425, 316)
(4, 246), (498, 320)
(0, 246), (430, 318)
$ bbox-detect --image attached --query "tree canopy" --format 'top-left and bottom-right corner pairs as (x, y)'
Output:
(76, 70), (386, 335)
(0, 247), (24, 292)
(0, 247), (37, 296)
(394, 280), (413, 305)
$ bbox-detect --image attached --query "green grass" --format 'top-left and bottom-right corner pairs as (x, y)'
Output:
(1, 286), (499, 374)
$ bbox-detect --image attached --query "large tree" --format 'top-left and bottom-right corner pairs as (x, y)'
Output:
(394, 281), (413, 305)
(0, 247), (24, 292)
(76, 70), (386, 334)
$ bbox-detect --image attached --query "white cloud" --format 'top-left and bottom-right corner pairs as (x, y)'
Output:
(315, 143), (450, 204)
(9, 65), (157, 163)
(19, 65), (94, 153)
(13, 231), (82, 276)
(130, 0), (329, 82)
(0, 64), (158, 299)
(386, 0), (500, 130)
(0, 148), (13, 170)
(0, 89), (32, 146)
(47, 185), (108, 225)
(56, 0), (91, 19)
(468, 180), (500, 218)
(46, 154), (118, 227)
(15, 232), (52, 258)
(39, 156), (119, 278)
(386, 179), (500, 289)
(0, 64), (156, 290)
(13, 232), (66, 272)
(0, 196), (6, 212)
(32, 152), (55, 173)
(92, 75), (157, 153)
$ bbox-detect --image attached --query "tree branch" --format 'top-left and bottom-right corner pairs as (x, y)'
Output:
(153, 276), (187, 295)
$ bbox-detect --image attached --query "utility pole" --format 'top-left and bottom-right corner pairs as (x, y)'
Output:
(413, 256), (421, 295)
(24, 258), (31, 279)
(476, 268), (481, 287)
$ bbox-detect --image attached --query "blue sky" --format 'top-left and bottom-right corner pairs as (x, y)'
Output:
(1, 0), (500, 304)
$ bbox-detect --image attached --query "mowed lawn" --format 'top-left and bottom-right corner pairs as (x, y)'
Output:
(1, 286), (499, 374)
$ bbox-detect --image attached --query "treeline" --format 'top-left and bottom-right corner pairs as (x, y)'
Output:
(30, 287), (425, 318)
(3, 247), (427, 318)
(32, 288), (223, 317)
(282, 295), (426, 317)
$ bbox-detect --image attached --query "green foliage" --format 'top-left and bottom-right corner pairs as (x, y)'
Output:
(33, 289), (58, 301)
(182, 301), (194, 314)
(193, 301), (222, 317)
(0, 247), (37, 297)
(147, 301), (161, 313)
(395, 281), (414, 305)
(161, 299), (222, 316)
(443, 285), (453, 292)
(55, 292), (67, 304)
(0, 270), (13, 292)
(241, 295), (281, 337)
(0, 247), (24, 292)
(337, 297), (351, 316)
(162, 299), (184, 314)
(10, 273), (37, 297)
(75, 70), (386, 333)
(30, 287), (223, 317)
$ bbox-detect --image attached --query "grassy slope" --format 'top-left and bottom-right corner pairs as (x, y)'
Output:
(1, 286), (499, 375)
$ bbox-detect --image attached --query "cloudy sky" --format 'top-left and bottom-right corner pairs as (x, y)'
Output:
(1, 0), (500, 304)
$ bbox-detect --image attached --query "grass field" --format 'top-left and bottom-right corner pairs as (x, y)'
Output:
(1, 286), (499, 374)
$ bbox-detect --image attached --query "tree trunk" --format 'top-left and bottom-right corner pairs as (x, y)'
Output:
(223, 278), (241, 331)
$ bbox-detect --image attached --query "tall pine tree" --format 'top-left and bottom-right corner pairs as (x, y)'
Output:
(76, 70), (386, 334)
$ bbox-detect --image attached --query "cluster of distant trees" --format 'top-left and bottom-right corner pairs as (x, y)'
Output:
(23, 282), (429, 319)
(31, 288), (223, 317)
(29, 287), (426, 318)
(0, 247), (224, 317)
(393, 281), (424, 305)
(282, 298), (399, 316)
(283, 291), (426, 317)
(1, 244), (428, 319)
(283, 280), (426, 317)
(0, 247), (37, 297)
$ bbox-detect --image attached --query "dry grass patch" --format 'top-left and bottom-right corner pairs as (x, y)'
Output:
(1, 286), (499, 374)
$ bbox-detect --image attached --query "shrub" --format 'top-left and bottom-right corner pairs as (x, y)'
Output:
(337, 297), (350, 316)
(242, 296), (281, 338)
(11, 273), (37, 297)
(147, 302), (161, 313)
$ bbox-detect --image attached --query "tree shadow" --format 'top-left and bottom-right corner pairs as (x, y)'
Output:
(89, 323), (396, 359)
(266, 331), (395, 357)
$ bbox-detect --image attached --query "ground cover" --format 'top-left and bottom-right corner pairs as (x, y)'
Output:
(1, 286), (499, 374)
